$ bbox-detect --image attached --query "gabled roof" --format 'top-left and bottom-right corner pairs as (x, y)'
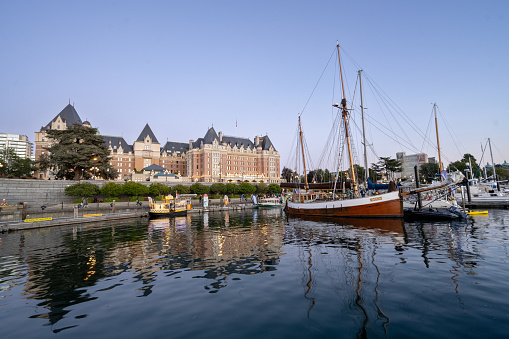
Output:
(101, 135), (133, 154)
(161, 141), (189, 156)
(136, 124), (159, 144)
(260, 135), (276, 151)
(142, 164), (166, 172)
(203, 127), (219, 144)
(42, 104), (83, 131)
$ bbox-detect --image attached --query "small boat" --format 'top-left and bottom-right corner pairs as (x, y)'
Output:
(404, 206), (467, 220)
(148, 195), (191, 218)
(258, 197), (283, 208)
(455, 179), (509, 207)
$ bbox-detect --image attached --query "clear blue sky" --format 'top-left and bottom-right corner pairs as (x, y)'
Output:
(1, 0), (508, 170)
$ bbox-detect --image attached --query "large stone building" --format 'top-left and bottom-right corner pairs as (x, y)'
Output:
(187, 127), (280, 183)
(34, 104), (281, 183)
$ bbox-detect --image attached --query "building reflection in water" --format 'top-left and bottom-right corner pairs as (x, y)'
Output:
(0, 209), (487, 333)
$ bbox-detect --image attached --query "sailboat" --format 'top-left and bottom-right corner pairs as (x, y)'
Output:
(285, 44), (404, 218)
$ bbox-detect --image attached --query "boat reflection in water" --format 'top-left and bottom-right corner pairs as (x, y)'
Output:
(285, 215), (405, 337)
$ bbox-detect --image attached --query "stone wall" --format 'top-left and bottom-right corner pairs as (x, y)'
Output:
(0, 179), (194, 207)
(0, 179), (77, 206)
(0, 178), (237, 208)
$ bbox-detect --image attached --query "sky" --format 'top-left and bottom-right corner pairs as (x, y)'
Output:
(1, 0), (508, 171)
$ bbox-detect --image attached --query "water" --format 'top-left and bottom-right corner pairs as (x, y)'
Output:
(1, 209), (509, 338)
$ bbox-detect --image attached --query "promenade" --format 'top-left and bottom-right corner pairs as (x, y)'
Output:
(0, 198), (259, 232)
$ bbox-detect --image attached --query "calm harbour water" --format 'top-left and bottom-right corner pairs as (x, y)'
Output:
(1, 209), (509, 338)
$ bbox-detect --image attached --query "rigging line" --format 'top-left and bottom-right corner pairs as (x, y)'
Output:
(418, 105), (447, 161)
(363, 79), (412, 151)
(364, 77), (418, 152)
(315, 109), (343, 169)
(363, 111), (422, 154)
(301, 48), (336, 117)
(436, 105), (464, 159)
(284, 122), (301, 169)
(492, 141), (506, 163)
(421, 106), (435, 153)
(339, 46), (428, 148)
(362, 72), (426, 149)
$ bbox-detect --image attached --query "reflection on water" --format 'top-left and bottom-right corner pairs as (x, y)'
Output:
(1, 209), (509, 338)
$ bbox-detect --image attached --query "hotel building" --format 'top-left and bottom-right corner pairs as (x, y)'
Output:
(34, 104), (280, 183)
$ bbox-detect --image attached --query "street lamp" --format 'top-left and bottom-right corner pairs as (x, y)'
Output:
(90, 166), (99, 179)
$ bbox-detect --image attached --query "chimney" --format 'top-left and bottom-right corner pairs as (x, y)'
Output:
(219, 131), (223, 142)
(254, 136), (259, 146)
(189, 140), (194, 149)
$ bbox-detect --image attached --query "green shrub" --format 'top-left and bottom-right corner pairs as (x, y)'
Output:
(190, 183), (210, 195)
(101, 182), (123, 197)
(123, 181), (149, 196)
(149, 183), (170, 196)
(255, 183), (268, 194)
(209, 183), (226, 195)
(172, 184), (190, 194)
(65, 182), (100, 197)
(224, 183), (237, 195)
(237, 182), (256, 195)
(267, 183), (282, 194)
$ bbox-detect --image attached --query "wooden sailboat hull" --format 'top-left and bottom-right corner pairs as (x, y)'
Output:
(285, 191), (403, 218)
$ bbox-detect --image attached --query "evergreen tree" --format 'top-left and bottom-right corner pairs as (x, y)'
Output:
(38, 124), (118, 180)
(0, 148), (37, 177)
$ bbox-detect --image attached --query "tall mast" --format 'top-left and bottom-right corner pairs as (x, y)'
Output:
(488, 138), (499, 190)
(335, 43), (357, 194)
(299, 115), (309, 190)
(359, 70), (369, 188)
(434, 103), (443, 175)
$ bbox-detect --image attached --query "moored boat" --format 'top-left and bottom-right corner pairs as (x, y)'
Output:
(258, 197), (283, 208)
(285, 43), (404, 219)
(286, 190), (402, 218)
(148, 195), (191, 218)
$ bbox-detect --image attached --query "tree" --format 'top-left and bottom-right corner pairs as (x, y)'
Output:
(281, 167), (294, 182)
(496, 167), (509, 181)
(64, 182), (100, 197)
(39, 124), (118, 180)
(267, 183), (282, 194)
(419, 163), (440, 183)
(353, 164), (366, 182)
(447, 153), (479, 177)
(190, 183), (210, 195)
(372, 157), (402, 180)
(370, 162), (384, 181)
(101, 182), (124, 197)
(0, 148), (37, 177)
